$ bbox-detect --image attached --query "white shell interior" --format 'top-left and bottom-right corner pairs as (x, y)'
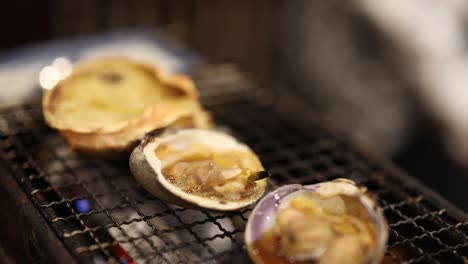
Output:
(143, 129), (263, 210)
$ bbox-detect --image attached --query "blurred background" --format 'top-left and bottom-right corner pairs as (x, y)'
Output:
(0, 0), (466, 210)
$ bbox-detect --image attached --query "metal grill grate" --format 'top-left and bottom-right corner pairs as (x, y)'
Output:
(0, 65), (467, 263)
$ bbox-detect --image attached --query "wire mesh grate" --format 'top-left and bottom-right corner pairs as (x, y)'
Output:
(0, 65), (467, 263)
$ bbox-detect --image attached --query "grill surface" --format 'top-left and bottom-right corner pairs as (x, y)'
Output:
(0, 65), (467, 263)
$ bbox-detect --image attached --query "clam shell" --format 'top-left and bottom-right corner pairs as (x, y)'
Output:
(129, 128), (268, 211)
(245, 179), (388, 264)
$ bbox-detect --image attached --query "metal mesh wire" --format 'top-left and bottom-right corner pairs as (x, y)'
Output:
(0, 65), (467, 263)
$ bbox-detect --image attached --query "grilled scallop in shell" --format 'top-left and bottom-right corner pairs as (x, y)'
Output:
(245, 179), (388, 264)
(42, 58), (211, 157)
(129, 128), (269, 211)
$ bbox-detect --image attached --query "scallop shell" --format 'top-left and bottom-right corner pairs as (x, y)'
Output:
(42, 58), (211, 156)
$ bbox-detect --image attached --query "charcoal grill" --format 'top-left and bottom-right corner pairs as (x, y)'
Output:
(0, 65), (466, 263)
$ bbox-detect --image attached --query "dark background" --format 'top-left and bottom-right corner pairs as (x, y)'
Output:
(0, 1), (466, 211)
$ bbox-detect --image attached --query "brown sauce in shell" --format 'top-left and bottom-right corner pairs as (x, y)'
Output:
(250, 230), (300, 264)
(157, 148), (264, 202)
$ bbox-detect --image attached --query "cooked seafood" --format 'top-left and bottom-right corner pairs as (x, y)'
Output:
(129, 128), (269, 210)
(42, 58), (211, 156)
(245, 179), (388, 264)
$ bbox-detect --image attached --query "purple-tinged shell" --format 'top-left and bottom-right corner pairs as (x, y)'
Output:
(245, 179), (388, 264)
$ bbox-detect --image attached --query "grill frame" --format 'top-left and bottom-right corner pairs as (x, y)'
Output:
(0, 65), (466, 263)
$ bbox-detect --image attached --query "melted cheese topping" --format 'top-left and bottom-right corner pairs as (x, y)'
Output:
(50, 61), (190, 127)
